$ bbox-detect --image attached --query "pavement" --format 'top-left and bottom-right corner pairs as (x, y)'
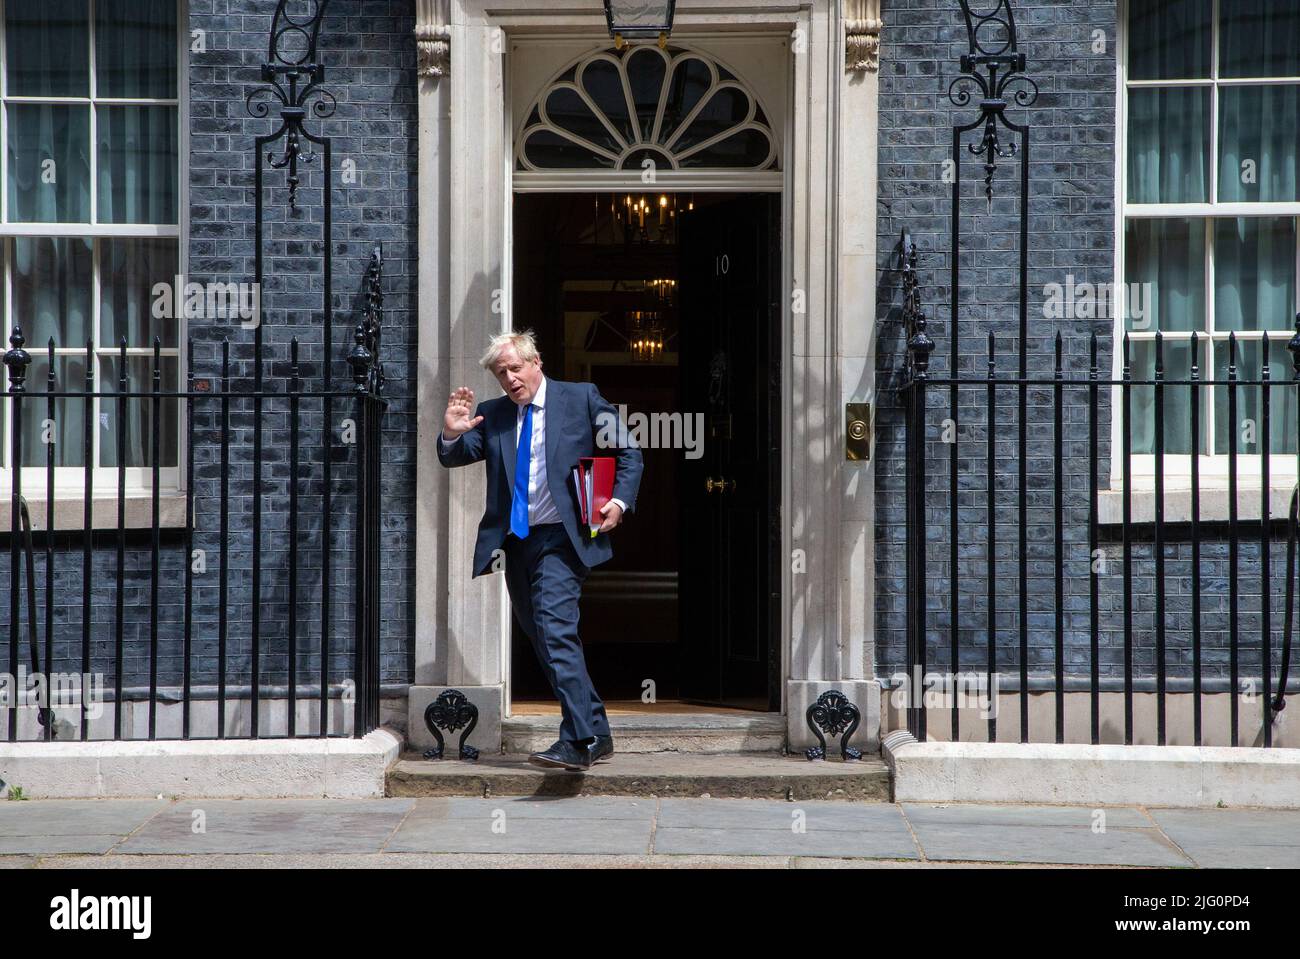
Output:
(1, 796), (1298, 867)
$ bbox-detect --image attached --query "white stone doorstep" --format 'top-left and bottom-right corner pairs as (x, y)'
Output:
(0, 728), (403, 799)
(882, 732), (1300, 809)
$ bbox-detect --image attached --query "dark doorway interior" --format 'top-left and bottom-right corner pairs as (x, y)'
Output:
(510, 191), (781, 711)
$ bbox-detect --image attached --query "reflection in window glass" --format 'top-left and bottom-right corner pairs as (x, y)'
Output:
(1212, 339), (1299, 454)
(19, 355), (89, 467)
(11, 237), (93, 349)
(1213, 218), (1297, 332)
(1126, 88), (1209, 203)
(1217, 86), (1300, 203)
(1219, 0), (1300, 79)
(95, 0), (176, 98)
(1129, 338), (1197, 455)
(7, 105), (92, 223)
(5, 0), (88, 96)
(1127, 0), (1211, 81)
(96, 106), (179, 224)
(99, 355), (179, 468)
(1123, 219), (1204, 333)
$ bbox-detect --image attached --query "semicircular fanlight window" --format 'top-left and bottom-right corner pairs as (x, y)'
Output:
(545, 87), (620, 154)
(518, 46), (777, 173)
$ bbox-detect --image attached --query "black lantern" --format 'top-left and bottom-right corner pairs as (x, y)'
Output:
(604, 0), (675, 49)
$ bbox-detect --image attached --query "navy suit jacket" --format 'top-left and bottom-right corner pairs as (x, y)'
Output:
(437, 378), (645, 578)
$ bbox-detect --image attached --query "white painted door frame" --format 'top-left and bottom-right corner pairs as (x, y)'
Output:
(411, 0), (882, 752)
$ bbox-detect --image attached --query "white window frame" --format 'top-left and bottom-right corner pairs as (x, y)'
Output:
(0, 0), (187, 504)
(1114, 0), (1300, 493)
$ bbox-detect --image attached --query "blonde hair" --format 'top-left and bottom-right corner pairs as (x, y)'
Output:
(480, 329), (542, 370)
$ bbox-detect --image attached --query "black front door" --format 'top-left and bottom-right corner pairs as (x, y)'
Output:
(677, 194), (781, 710)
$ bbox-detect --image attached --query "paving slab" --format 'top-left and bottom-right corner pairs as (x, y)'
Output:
(0, 799), (169, 835)
(902, 803), (1152, 829)
(659, 797), (907, 831)
(653, 825), (918, 859)
(1147, 808), (1300, 868)
(37, 853), (796, 869)
(906, 822), (1192, 867)
(114, 799), (414, 855)
(384, 805), (652, 855)
(0, 799), (168, 854)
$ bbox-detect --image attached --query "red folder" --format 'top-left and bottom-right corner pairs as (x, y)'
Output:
(572, 456), (616, 538)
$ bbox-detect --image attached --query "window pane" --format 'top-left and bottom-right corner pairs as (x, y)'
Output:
(101, 238), (179, 348)
(1220, 0), (1300, 79)
(1126, 88), (1209, 203)
(99, 354), (178, 468)
(673, 88), (751, 153)
(7, 105), (92, 222)
(12, 237), (92, 348)
(579, 59), (635, 144)
(95, 0), (177, 98)
(1129, 338), (1196, 455)
(678, 129), (773, 168)
(1218, 86), (1300, 202)
(1124, 218), (1204, 332)
(544, 88), (621, 153)
(522, 129), (616, 169)
(1127, 0), (1212, 81)
(625, 47), (666, 141)
(660, 57), (714, 145)
(5, 0), (88, 97)
(96, 106), (178, 224)
(1213, 339), (1298, 454)
(1213, 218), (1297, 331)
(17, 354), (89, 467)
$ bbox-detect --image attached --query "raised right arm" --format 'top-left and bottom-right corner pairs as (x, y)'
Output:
(437, 386), (488, 468)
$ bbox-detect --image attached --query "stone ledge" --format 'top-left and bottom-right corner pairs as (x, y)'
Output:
(1098, 484), (1296, 526)
(0, 728), (403, 799)
(882, 733), (1300, 809)
(1, 492), (188, 532)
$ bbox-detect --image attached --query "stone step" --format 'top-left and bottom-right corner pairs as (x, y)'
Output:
(501, 711), (787, 755)
(387, 752), (891, 802)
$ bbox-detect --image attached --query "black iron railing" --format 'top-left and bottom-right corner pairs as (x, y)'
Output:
(2, 271), (385, 742)
(896, 0), (1298, 749)
(901, 306), (1300, 748)
(1, 0), (385, 743)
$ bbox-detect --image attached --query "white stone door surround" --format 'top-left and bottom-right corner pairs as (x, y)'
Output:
(410, 0), (882, 752)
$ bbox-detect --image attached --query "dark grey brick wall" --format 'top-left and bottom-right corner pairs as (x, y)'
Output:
(185, 0), (418, 691)
(874, 0), (1288, 693)
(0, 1), (418, 708)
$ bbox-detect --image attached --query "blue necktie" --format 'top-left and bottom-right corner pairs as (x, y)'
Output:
(510, 403), (533, 538)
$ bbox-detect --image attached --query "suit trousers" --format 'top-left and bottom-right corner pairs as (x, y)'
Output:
(503, 523), (611, 742)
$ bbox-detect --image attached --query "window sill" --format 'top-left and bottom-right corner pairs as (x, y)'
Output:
(1, 493), (188, 532)
(1098, 484), (1298, 526)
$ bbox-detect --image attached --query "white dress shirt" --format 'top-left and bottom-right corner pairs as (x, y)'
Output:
(440, 374), (626, 528)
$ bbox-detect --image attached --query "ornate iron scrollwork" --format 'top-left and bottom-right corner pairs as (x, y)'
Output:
(899, 232), (933, 384)
(246, 0), (338, 210)
(423, 689), (481, 760)
(948, 0), (1038, 210)
(347, 244), (385, 395)
(805, 689), (865, 761)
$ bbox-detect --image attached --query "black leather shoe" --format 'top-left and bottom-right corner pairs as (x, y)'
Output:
(528, 739), (591, 771)
(586, 734), (614, 764)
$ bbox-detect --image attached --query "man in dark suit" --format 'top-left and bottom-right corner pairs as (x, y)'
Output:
(438, 330), (644, 771)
